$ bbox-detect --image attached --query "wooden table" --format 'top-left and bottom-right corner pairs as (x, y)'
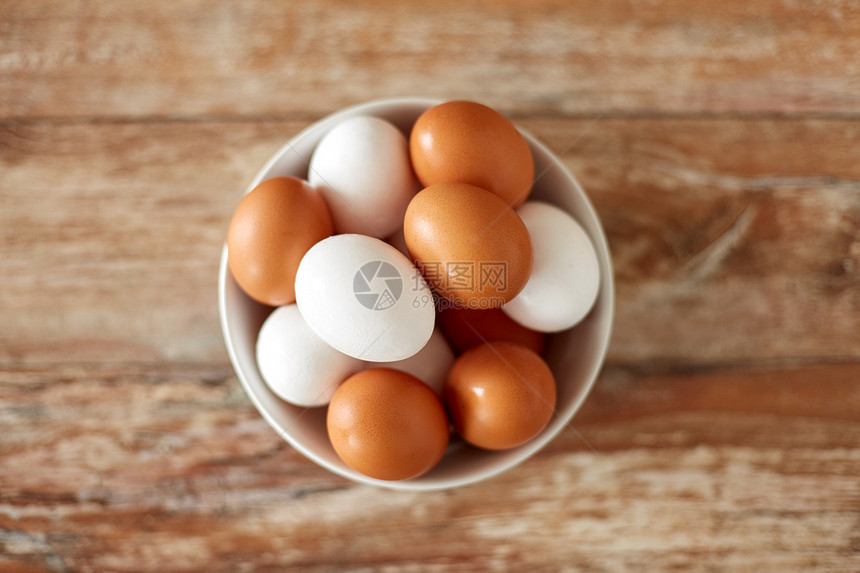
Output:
(2, 1), (859, 571)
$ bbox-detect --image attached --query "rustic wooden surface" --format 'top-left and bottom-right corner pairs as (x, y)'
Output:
(2, 1), (859, 571)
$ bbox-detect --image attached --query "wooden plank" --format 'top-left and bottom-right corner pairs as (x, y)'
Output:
(2, 0), (860, 120)
(0, 119), (282, 364)
(546, 118), (860, 366)
(2, 118), (859, 366)
(1, 362), (858, 571)
(4, 2), (858, 571)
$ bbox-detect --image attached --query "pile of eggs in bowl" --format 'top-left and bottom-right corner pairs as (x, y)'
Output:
(226, 101), (601, 481)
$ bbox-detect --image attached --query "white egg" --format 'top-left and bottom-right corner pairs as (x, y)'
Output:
(295, 234), (436, 362)
(308, 116), (418, 238)
(256, 305), (363, 407)
(377, 328), (454, 395)
(503, 201), (600, 332)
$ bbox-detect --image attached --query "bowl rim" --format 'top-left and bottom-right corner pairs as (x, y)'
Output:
(218, 97), (614, 490)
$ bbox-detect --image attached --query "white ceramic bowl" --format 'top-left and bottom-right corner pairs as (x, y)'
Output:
(218, 98), (614, 490)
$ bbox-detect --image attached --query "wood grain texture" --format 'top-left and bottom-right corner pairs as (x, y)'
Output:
(2, 119), (858, 365)
(1, 363), (858, 572)
(2, 0), (860, 120)
(2, 0), (860, 570)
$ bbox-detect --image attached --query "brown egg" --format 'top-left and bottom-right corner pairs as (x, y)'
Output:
(404, 182), (532, 308)
(438, 307), (546, 355)
(410, 101), (534, 208)
(327, 368), (449, 481)
(227, 176), (333, 306)
(444, 342), (556, 450)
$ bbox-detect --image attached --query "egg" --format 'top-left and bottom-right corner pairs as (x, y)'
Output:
(444, 342), (556, 450)
(377, 328), (455, 395)
(385, 226), (410, 259)
(294, 234), (435, 362)
(437, 307), (545, 355)
(404, 182), (532, 308)
(503, 201), (601, 332)
(410, 101), (534, 208)
(227, 176), (333, 306)
(309, 116), (418, 238)
(327, 368), (450, 480)
(256, 305), (363, 407)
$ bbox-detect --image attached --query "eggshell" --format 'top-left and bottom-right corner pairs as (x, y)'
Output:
(327, 368), (450, 480)
(294, 234), (435, 362)
(256, 305), (363, 407)
(309, 116), (418, 238)
(503, 201), (600, 332)
(404, 182), (533, 308)
(438, 307), (545, 355)
(410, 101), (534, 207)
(377, 328), (454, 395)
(444, 342), (556, 450)
(227, 176), (333, 306)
